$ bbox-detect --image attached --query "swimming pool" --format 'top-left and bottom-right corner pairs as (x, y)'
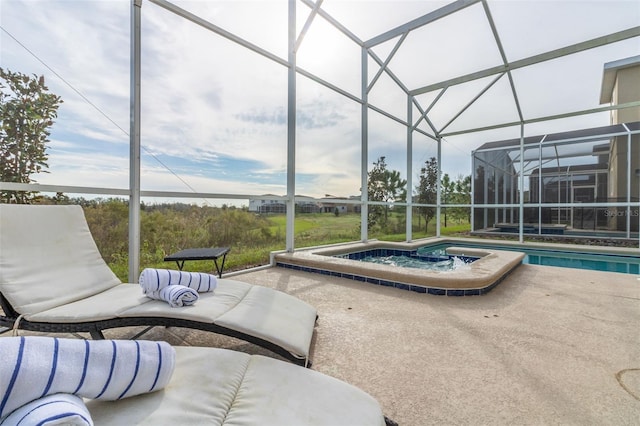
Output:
(418, 242), (640, 275)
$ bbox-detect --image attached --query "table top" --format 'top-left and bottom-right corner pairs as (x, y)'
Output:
(164, 247), (230, 261)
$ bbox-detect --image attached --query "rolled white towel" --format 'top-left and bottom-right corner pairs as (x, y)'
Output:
(145, 285), (199, 307)
(0, 393), (93, 426)
(0, 336), (175, 421)
(139, 268), (217, 293)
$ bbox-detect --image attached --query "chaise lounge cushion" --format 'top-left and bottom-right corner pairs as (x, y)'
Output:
(85, 345), (386, 425)
(0, 204), (121, 316)
(25, 285), (152, 322)
(0, 204), (317, 365)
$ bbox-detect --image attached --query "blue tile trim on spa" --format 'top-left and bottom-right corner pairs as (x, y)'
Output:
(275, 261), (508, 296)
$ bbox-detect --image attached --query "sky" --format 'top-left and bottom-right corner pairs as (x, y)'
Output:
(1, 0), (639, 205)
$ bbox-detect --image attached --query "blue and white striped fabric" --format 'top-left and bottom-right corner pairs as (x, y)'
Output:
(139, 268), (217, 307)
(0, 393), (93, 426)
(156, 285), (199, 308)
(0, 336), (175, 421)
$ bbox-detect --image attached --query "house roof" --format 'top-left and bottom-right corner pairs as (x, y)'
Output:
(600, 55), (640, 104)
(474, 121), (639, 152)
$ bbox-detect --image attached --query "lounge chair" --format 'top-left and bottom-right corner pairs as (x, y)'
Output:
(0, 335), (388, 425)
(0, 204), (317, 366)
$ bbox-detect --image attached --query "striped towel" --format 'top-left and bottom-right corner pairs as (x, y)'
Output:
(154, 285), (199, 308)
(0, 393), (93, 426)
(0, 336), (175, 421)
(139, 268), (217, 307)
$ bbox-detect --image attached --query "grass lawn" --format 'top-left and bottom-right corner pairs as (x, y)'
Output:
(268, 212), (470, 244)
(289, 213), (362, 245)
(114, 212), (471, 281)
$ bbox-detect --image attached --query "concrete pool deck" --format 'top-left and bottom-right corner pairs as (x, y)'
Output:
(2, 263), (639, 424)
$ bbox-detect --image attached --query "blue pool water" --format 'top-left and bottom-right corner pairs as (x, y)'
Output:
(361, 254), (476, 271)
(418, 243), (640, 275)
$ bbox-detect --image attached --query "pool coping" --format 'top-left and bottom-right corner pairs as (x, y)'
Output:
(273, 238), (525, 296)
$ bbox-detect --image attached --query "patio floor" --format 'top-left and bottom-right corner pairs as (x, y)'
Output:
(3, 263), (639, 425)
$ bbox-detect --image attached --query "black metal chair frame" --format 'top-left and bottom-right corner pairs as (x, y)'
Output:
(0, 292), (314, 367)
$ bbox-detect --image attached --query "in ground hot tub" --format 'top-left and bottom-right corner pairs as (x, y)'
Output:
(273, 239), (524, 296)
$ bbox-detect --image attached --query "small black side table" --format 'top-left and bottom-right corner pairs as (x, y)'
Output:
(164, 247), (231, 278)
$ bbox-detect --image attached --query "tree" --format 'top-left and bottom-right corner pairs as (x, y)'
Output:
(367, 156), (388, 229)
(0, 68), (62, 203)
(382, 168), (406, 220)
(441, 173), (453, 227)
(453, 174), (471, 223)
(415, 157), (438, 232)
(367, 156), (407, 230)
(439, 173), (472, 226)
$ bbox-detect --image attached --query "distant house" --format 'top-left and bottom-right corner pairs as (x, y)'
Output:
(248, 194), (360, 214)
(248, 195), (320, 213)
(319, 195), (361, 214)
(248, 196), (286, 214)
(296, 195), (322, 213)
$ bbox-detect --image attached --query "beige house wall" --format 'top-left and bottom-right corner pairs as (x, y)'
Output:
(610, 67), (640, 123)
(607, 63), (640, 231)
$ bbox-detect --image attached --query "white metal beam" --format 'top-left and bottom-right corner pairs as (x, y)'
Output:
(0, 182), (289, 202)
(148, 0), (288, 67)
(406, 95), (413, 241)
(518, 124), (525, 243)
(411, 26), (640, 96)
(481, 0), (523, 122)
(412, 88), (446, 134)
(436, 137), (442, 237)
(361, 46), (369, 242)
(367, 49), (411, 95)
(299, 0), (363, 46)
(438, 72), (505, 133)
(367, 32), (408, 94)
(286, 0), (296, 252)
(441, 101), (640, 137)
(129, 0), (142, 283)
(294, 0), (323, 53)
(365, 0), (481, 48)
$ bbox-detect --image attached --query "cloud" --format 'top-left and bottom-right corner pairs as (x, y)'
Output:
(236, 101), (347, 129)
(236, 108), (287, 126)
(2, 0), (639, 202)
